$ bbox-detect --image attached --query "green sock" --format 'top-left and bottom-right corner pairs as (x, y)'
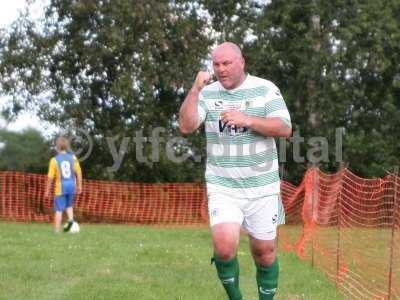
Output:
(256, 258), (279, 300)
(212, 255), (243, 300)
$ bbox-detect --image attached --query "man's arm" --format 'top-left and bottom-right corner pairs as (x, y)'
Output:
(220, 111), (292, 138)
(221, 82), (291, 138)
(179, 71), (212, 134)
(247, 116), (292, 138)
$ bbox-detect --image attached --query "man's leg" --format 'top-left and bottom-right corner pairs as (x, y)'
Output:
(249, 237), (279, 300)
(212, 223), (243, 300)
(244, 195), (282, 300)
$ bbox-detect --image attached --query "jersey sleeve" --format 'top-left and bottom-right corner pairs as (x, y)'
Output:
(197, 92), (207, 125)
(264, 83), (292, 128)
(73, 155), (82, 175)
(47, 158), (57, 179)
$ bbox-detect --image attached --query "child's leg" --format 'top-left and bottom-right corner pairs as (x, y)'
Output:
(66, 193), (75, 222)
(54, 195), (66, 233)
(66, 206), (74, 222)
(63, 194), (75, 232)
(54, 211), (63, 233)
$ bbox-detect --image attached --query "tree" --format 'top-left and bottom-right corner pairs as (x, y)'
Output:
(204, 0), (400, 181)
(0, 128), (51, 173)
(0, 0), (212, 182)
(2, 0), (400, 182)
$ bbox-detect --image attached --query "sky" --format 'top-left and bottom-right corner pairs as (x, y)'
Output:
(0, 1), (56, 135)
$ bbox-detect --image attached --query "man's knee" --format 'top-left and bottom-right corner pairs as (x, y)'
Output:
(212, 224), (240, 260)
(214, 241), (237, 260)
(252, 242), (276, 267)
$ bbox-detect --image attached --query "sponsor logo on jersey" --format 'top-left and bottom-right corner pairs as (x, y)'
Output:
(218, 120), (248, 136)
(214, 100), (223, 110)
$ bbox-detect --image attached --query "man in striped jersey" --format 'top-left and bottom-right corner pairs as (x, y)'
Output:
(179, 42), (291, 300)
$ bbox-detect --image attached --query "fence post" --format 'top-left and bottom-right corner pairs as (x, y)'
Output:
(387, 167), (398, 300)
(310, 163), (319, 268)
(0, 172), (4, 219)
(336, 162), (347, 289)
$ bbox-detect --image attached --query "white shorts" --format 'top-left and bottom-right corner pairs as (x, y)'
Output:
(208, 193), (285, 241)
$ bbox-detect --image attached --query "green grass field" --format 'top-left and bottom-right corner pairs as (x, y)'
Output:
(0, 223), (344, 300)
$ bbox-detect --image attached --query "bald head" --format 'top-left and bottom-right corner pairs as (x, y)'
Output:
(211, 42), (246, 90)
(211, 42), (243, 60)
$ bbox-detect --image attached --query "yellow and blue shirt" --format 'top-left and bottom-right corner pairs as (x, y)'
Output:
(48, 152), (82, 196)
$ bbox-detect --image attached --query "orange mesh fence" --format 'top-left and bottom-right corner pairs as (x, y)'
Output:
(279, 167), (400, 300)
(0, 171), (208, 225)
(0, 169), (399, 299)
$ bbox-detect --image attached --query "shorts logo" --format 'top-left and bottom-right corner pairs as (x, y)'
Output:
(210, 209), (218, 218)
(272, 214), (278, 224)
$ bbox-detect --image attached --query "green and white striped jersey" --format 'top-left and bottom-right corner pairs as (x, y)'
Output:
(198, 74), (291, 199)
